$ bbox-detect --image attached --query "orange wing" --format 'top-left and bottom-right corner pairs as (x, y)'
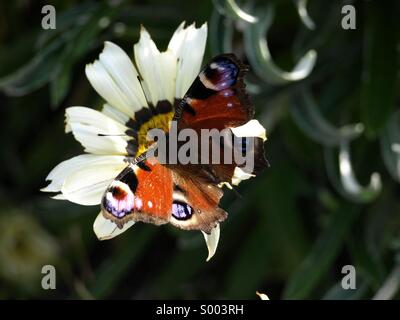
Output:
(101, 160), (173, 228)
(101, 158), (226, 233)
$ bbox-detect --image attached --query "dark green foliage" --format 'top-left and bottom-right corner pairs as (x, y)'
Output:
(1, 0), (400, 299)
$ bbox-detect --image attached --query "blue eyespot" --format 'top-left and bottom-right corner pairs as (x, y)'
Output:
(102, 184), (135, 218)
(205, 57), (239, 90)
(172, 201), (193, 220)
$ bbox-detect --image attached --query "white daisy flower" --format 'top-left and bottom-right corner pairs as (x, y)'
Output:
(42, 22), (266, 262)
(42, 22), (218, 259)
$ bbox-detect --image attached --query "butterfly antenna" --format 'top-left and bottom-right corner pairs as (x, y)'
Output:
(97, 133), (129, 137)
(131, 152), (148, 165)
(131, 144), (158, 165)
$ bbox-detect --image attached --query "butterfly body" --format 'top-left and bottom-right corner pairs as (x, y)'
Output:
(101, 54), (267, 233)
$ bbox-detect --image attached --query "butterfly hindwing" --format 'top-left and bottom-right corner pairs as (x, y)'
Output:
(170, 169), (227, 233)
(101, 158), (227, 233)
(101, 160), (173, 228)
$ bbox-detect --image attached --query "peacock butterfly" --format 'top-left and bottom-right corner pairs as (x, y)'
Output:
(101, 54), (268, 234)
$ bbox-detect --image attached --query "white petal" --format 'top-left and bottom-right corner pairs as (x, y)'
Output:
(66, 106), (128, 134)
(168, 22), (186, 54)
(134, 28), (177, 105)
(231, 119), (267, 141)
(230, 120), (267, 185)
(165, 22), (186, 98)
(159, 50), (177, 103)
(65, 107), (129, 155)
(61, 160), (127, 205)
(93, 212), (135, 240)
(85, 42), (147, 117)
(102, 104), (130, 125)
(232, 167), (255, 186)
(42, 154), (122, 192)
(170, 23), (207, 98)
(69, 123), (128, 155)
(42, 156), (84, 192)
(52, 194), (66, 200)
(256, 291), (270, 300)
(99, 42), (147, 107)
(202, 224), (220, 262)
(218, 182), (233, 189)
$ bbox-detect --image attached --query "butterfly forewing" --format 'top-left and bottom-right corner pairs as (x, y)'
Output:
(172, 53), (267, 186)
(101, 158), (227, 233)
(174, 54), (253, 131)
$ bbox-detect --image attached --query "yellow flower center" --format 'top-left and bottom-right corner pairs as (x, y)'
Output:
(136, 111), (174, 156)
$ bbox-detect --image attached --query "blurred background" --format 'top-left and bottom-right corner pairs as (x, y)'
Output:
(0, 0), (399, 299)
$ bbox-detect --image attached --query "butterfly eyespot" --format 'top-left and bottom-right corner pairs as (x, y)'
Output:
(172, 201), (193, 221)
(102, 182), (135, 218)
(111, 186), (127, 200)
(203, 58), (239, 90)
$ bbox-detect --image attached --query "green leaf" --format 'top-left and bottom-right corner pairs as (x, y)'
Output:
(0, 32), (37, 78)
(147, 244), (205, 298)
(36, 2), (97, 49)
(323, 280), (369, 300)
(290, 91), (364, 146)
(50, 68), (72, 107)
(213, 0), (258, 24)
(209, 8), (234, 56)
(224, 165), (310, 298)
(223, 216), (274, 298)
(0, 3), (112, 106)
(49, 5), (110, 107)
(348, 227), (385, 289)
(0, 36), (66, 96)
(243, 4), (317, 85)
(293, 0), (315, 30)
(373, 262), (400, 300)
(324, 141), (381, 203)
(361, 0), (399, 136)
(283, 204), (360, 299)
(89, 227), (156, 299)
(380, 111), (400, 183)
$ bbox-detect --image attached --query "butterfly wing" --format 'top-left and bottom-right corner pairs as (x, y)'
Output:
(101, 158), (227, 233)
(173, 53), (267, 185)
(101, 159), (173, 228)
(174, 53), (253, 131)
(170, 169), (227, 233)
